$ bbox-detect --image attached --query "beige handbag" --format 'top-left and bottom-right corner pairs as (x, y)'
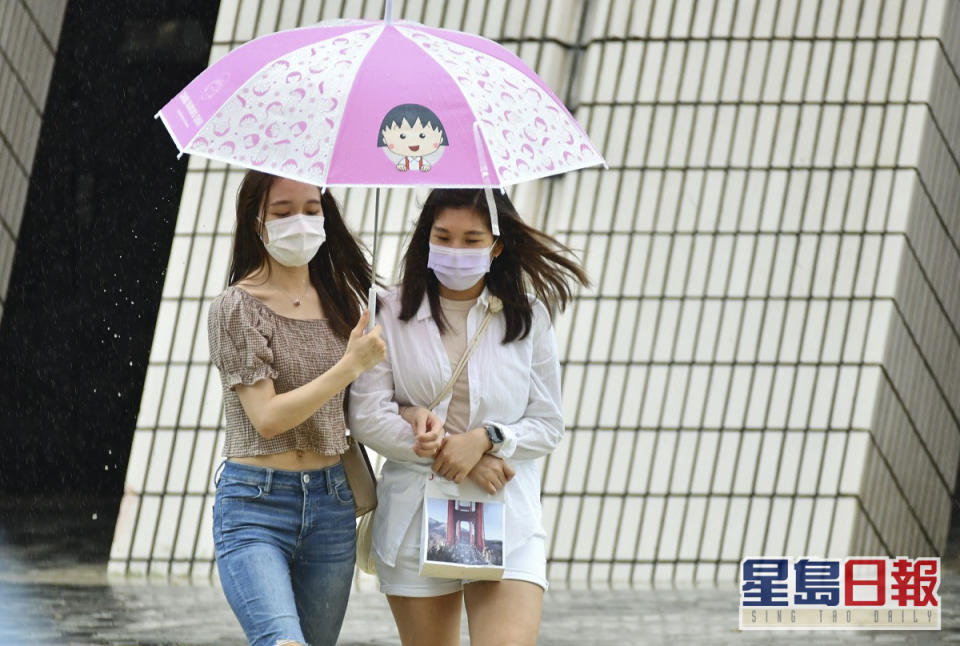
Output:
(355, 296), (502, 576)
(348, 434), (379, 575)
(342, 435), (377, 517)
(355, 507), (377, 574)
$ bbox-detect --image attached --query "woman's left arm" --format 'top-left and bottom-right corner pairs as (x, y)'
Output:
(487, 300), (564, 460)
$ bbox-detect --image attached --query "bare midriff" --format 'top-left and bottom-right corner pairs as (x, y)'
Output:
(230, 449), (341, 471)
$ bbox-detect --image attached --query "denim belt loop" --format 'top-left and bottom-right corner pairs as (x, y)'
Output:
(262, 468), (274, 494)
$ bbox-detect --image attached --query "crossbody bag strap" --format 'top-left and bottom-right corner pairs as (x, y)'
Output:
(427, 296), (502, 410)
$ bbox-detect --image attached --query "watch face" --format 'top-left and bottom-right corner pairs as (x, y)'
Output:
(487, 425), (503, 443)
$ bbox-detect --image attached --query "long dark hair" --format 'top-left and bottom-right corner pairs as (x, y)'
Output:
(228, 170), (371, 339)
(398, 189), (590, 343)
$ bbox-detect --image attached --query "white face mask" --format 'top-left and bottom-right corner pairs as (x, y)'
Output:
(427, 242), (495, 291)
(260, 214), (326, 267)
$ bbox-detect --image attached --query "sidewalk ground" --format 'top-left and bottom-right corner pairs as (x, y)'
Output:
(1, 500), (956, 645)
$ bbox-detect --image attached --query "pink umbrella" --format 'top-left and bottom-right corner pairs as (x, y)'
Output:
(157, 5), (604, 321)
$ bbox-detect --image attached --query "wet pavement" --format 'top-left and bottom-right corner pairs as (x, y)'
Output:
(2, 499), (959, 644)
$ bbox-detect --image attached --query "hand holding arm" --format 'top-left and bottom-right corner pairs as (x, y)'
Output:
(400, 406), (445, 458)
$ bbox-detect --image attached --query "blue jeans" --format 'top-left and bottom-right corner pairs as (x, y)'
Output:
(213, 460), (356, 646)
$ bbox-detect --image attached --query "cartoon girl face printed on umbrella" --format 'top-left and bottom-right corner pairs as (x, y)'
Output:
(377, 104), (449, 172)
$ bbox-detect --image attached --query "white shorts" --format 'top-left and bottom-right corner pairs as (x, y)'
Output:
(374, 506), (548, 598)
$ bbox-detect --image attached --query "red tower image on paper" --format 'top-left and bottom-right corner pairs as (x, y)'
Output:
(447, 500), (485, 551)
(422, 483), (504, 570)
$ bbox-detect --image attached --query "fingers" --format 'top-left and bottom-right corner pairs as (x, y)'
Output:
(416, 424), (443, 446)
(467, 469), (499, 494)
(417, 411), (443, 437)
(414, 442), (440, 459)
(351, 309), (370, 338)
(411, 414), (427, 436)
(413, 445), (435, 458)
(433, 455), (454, 480)
(413, 435), (436, 454)
(425, 411), (443, 431)
(415, 428), (442, 458)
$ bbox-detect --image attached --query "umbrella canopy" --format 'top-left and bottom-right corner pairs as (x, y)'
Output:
(156, 17), (604, 190)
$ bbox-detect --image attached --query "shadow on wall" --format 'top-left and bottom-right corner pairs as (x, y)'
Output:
(0, 0), (220, 542)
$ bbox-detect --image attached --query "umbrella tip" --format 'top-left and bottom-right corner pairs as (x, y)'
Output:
(384, 0), (394, 23)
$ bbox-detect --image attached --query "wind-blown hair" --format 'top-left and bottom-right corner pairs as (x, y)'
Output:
(398, 189), (590, 343)
(228, 170), (371, 339)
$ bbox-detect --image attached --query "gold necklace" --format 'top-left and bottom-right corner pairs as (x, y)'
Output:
(280, 278), (311, 307)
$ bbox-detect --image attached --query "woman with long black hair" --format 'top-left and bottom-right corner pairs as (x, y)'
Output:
(349, 188), (589, 646)
(207, 170), (385, 646)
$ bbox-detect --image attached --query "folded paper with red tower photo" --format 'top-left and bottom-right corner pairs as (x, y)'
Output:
(420, 474), (505, 580)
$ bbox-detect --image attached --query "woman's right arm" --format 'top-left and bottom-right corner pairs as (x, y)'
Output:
(235, 311), (385, 438)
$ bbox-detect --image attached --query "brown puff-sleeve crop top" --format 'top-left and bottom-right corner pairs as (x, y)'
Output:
(207, 286), (349, 457)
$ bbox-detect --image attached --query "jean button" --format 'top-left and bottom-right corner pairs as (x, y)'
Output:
(303, 474), (310, 483)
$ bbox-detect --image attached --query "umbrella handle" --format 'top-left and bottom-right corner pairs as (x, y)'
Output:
(367, 285), (377, 332)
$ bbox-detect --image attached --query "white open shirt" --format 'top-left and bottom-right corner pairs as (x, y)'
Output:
(347, 286), (564, 568)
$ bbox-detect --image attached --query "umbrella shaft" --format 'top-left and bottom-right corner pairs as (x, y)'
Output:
(368, 187), (380, 331)
(373, 187), (380, 262)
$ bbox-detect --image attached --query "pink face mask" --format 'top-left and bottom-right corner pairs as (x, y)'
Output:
(427, 243), (495, 291)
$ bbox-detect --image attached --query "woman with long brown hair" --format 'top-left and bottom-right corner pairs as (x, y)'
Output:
(207, 170), (385, 646)
(349, 188), (589, 646)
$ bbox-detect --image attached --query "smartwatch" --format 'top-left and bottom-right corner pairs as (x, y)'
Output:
(484, 423), (504, 451)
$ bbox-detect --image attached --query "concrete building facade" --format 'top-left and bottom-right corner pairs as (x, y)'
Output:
(105, 0), (960, 587)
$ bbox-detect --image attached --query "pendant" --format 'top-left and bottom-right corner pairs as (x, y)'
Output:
(293, 299), (301, 307)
